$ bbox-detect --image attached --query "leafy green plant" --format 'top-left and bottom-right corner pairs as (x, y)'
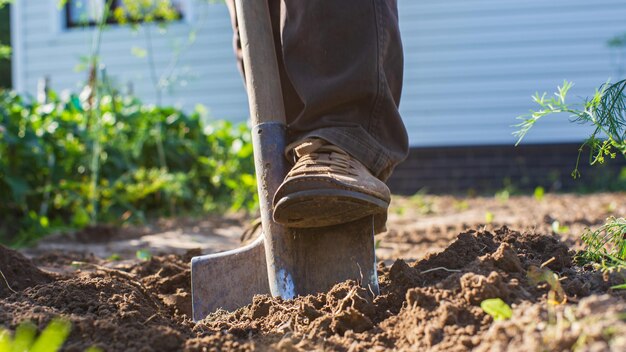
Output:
(514, 80), (626, 179)
(0, 319), (71, 352)
(0, 90), (257, 246)
(0, 319), (102, 352)
(576, 217), (626, 269)
(136, 249), (152, 261)
(551, 220), (569, 235)
(533, 186), (545, 201)
(528, 266), (567, 305)
(408, 189), (434, 215)
(485, 211), (494, 224)
(515, 79), (626, 270)
(480, 298), (512, 321)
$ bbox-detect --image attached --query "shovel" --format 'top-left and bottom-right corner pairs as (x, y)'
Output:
(191, 0), (379, 321)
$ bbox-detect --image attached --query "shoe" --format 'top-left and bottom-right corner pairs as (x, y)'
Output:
(273, 138), (390, 228)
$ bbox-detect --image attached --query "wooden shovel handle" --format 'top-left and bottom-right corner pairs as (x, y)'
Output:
(234, 0), (286, 125)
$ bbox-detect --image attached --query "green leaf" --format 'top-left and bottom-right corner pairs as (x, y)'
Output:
(611, 283), (626, 290)
(29, 318), (71, 352)
(136, 249), (152, 261)
(107, 253), (122, 261)
(85, 347), (104, 352)
(12, 321), (37, 352)
(533, 186), (545, 201)
(0, 328), (12, 352)
(480, 298), (512, 321)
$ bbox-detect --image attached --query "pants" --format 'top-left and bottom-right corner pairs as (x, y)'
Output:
(226, 0), (408, 181)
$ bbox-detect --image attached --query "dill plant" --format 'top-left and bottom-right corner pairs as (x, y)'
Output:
(514, 80), (626, 269)
(514, 79), (626, 179)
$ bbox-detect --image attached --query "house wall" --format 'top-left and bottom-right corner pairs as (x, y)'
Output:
(11, 0), (626, 146)
(11, 0), (249, 123)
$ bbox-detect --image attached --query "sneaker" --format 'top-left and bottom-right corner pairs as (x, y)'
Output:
(273, 138), (390, 228)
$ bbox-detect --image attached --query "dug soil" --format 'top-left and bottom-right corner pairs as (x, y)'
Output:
(2, 221), (625, 351)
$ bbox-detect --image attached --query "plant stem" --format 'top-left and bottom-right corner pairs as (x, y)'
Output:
(143, 24), (168, 171)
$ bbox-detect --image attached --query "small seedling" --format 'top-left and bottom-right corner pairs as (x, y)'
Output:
(494, 189), (510, 202)
(528, 266), (567, 305)
(0, 319), (102, 352)
(136, 249), (152, 261)
(107, 253), (122, 261)
(551, 221), (570, 235)
(0, 319), (70, 352)
(611, 283), (626, 290)
(485, 211), (495, 224)
(533, 186), (545, 201)
(453, 200), (469, 211)
(480, 298), (512, 321)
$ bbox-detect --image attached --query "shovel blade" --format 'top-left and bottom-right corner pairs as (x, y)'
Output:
(191, 234), (270, 321)
(289, 216), (379, 296)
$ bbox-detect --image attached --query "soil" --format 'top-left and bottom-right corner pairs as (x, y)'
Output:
(1, 193), (625, 351)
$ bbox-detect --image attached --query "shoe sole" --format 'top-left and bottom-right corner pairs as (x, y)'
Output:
(273, 189), (389, 228)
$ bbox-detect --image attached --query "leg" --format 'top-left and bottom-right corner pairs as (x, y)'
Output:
(279, 0), (408, 181)
(226, 0), (408, 228)
(226, 0), (407, 180)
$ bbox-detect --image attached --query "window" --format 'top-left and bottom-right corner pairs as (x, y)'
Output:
(65, 0), (185, 28)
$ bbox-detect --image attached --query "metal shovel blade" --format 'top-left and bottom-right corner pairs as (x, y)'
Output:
(190, 215), (379, 321)
(191, 234), (270, 320)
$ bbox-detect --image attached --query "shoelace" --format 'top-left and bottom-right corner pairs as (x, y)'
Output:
(285, 139), (358, 177)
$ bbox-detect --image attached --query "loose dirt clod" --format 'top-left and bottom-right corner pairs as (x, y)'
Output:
(1, 227), (625, 351)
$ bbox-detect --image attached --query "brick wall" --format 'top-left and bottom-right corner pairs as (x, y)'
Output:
(387, 143), (626, 195)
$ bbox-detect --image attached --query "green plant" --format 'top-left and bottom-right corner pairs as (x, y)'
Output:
(408, 189), (434, 215)
(0, 319), (70, 352)
(528, 266), (567, 305)
(576, 217), (626, 269)
(533, 186), (545, 201)
(480, 298), (512, 321)
(551, 220), (569, 235)
(514, 80), (626, 179)
(485, 211), (494, 224)
(136, 249), (152, 261)
(0, 90), (257, 246)
(0, 319), (102, 352)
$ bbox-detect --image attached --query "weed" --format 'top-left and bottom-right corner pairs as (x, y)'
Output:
(611, 283), (626, 290)
(136, 249), (152, 261)
(528, 266), (567, 305)
(107, 253), (121, 261)
(453, 199), (469, 211)
(0, 318), (99, 352)
(485, 211), (495, 224)
(408, 189), (434, 215)
(514, 80), (626, 178)
(480, 298), (512, 321)
(533, 186), (545, 201)
(576, 217), (626, 269)
(551, 221), (570, 235)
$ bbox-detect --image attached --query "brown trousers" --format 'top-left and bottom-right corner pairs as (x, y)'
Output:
(226, 0), (408, 180)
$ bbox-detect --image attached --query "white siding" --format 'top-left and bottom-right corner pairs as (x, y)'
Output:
(400, 0), (626, 146)
(13, 0), (249, 123)
(12, 0), (626, 146)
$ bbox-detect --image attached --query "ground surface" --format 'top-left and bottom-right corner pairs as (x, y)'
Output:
(1, 193), (625, 351)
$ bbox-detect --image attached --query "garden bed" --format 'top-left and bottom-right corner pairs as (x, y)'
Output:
(1, 193), (625, 351)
